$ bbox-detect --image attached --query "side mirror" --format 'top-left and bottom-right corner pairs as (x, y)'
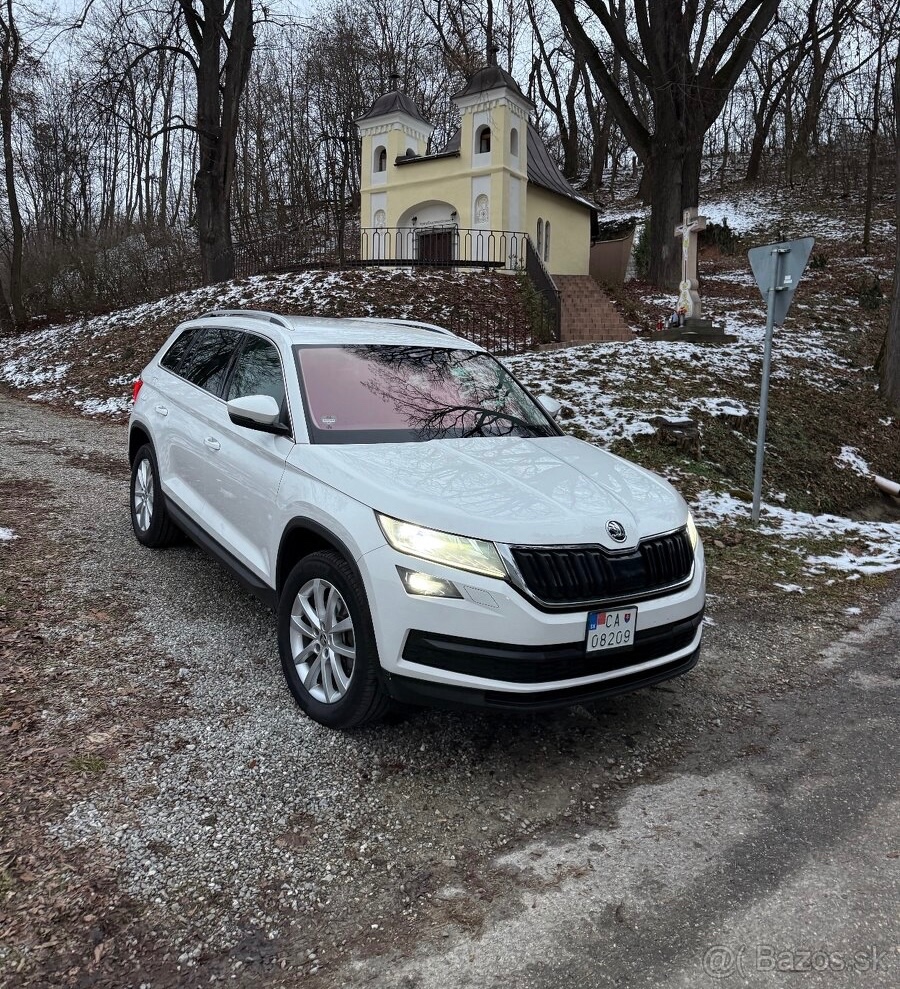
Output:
(227, 395), (286, 433)
(537, 393), (562, 419)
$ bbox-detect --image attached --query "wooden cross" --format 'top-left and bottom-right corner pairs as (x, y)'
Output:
(674, 207), (707, 319)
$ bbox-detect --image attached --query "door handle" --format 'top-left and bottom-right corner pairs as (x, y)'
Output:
(155, 405), (168, 416)
(204, 437), (221, 451)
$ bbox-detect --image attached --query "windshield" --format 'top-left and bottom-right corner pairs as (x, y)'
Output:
(295, 345), (559, 444)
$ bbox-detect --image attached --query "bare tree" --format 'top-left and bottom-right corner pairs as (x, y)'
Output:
(744, 17), (814, 182)
(881, 47), (900, 408)
(175, 0), (254, 282)
(859, 0), (900, 251)
(0, 0), (25, 329)
(550, 0), (778, 287)
(787, 0), (859, 182)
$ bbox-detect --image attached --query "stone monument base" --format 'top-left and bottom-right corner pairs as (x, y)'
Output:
(653, 317), (736, 344)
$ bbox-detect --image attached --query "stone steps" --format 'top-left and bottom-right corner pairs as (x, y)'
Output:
(554, 275), (631, 343)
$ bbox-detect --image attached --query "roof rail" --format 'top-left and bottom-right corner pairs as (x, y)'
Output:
(355, 317), (458, 338)
(199, 309), (292, 329)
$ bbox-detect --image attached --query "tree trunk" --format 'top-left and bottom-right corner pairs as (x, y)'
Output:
(746, 98), (782, 182)
(681, 134), (703, 216)
(880, 50), (900, 409)
(562, 68), (580, 181)
(648, 142), (682, 288)
(863, 39), (883, 254)
(745, 127), (766, 182)
(182, 0), (255, 284)
(637, 160), (652, 204)
(719, 126), (730, 189)
(0, 0), (25, 330)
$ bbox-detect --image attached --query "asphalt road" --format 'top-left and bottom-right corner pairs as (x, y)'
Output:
(0, 391), (897, 989)
(357, 594), (900, 989)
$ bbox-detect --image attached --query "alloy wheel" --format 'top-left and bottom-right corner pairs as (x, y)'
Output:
(133, 458), (154, 532)
(289, 578), (356, 704)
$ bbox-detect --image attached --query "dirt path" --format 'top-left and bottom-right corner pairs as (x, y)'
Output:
(1, 392), (897, 988)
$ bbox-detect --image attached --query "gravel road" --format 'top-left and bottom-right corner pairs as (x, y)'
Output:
(1, 391), (897, 988)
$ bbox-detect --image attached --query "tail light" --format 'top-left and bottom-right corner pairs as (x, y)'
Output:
(132, 377), (144, 403)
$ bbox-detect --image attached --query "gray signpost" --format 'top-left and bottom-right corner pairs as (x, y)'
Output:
(747, 237), (815, 523)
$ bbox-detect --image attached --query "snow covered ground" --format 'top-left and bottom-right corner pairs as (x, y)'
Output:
(694, 490), (900, 586)
(504, 312), (851, 445)
(600, 186), (897, 241)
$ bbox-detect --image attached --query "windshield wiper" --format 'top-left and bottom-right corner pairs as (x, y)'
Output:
(461, 408), (550, 438)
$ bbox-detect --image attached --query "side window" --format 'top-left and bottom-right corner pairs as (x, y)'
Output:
(536, 217), (544, 257)
(159, 327), (198, 374)
(544, 220), (551, 262)
(226, 335), (286, 407)
(179, 327), (242, 395)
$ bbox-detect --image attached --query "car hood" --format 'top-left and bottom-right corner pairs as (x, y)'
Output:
(291, 436), (687, 548)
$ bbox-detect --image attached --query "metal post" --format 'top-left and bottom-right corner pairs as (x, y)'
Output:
(751, 248), (787, 523)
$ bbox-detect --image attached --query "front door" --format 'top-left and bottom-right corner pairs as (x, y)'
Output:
(418, 229), (454, 265)
(206, 332), (294, 583)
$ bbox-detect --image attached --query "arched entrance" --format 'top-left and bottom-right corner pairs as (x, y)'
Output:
(398, 201), (458, 265)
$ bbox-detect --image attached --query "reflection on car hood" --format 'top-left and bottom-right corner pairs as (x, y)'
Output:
(293, 436), (686, 547)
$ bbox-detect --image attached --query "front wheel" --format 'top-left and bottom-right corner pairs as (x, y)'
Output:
(277, 551), (390, 729)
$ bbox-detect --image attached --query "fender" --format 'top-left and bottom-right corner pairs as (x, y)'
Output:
(276, 517), (368, 602)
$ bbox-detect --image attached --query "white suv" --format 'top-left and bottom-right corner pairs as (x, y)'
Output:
(129, 310), (705, 728)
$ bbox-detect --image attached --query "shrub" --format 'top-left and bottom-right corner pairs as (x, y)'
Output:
(699, 218), (738, 255)
(634, 220), (651, 278)
(23, 226), (200, 318)
(515, 270), (557, 344)
(852, 275), (882, 311)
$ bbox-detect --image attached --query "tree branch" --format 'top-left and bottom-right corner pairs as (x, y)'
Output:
(551, 0), (650, 160)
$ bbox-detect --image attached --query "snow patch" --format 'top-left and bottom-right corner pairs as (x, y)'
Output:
(76, 396), (133, 417)
(835, 446), (870, 476)
(693, 490), (900, 576)
(0, 527), (18, 542)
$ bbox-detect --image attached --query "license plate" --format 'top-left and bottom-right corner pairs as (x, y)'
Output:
(586, 607), (637, 653)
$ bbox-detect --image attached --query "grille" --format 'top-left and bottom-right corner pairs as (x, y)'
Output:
(510, 529), (693, 606)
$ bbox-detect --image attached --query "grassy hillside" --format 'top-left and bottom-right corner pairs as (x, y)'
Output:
(0, 268), (534, 416)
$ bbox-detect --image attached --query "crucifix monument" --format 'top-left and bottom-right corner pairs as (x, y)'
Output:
(674, 207), (707, 321)
(654, 205), (731, 341)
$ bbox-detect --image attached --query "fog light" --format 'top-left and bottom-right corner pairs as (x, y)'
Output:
(397, 567), (462, 598)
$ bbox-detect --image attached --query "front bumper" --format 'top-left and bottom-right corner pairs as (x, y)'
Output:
(385, 645), (701, 711)
(359, 539), (706, 706)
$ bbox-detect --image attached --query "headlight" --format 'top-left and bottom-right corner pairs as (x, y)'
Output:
(686, 512), (699, 550)
(377, 514), (507, 579)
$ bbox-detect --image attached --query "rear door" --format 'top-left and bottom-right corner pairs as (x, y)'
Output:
(146, 326), (199, 488)
(160, 326), (243, 529)
(203, 332), (294, 582)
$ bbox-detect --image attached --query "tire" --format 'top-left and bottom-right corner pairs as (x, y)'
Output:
(278, 550), (391, 729)
(130, 443), (179, 548)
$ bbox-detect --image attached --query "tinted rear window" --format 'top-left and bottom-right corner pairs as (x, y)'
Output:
(179, 328), (243, 395)
(160, 327), (198, 373)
